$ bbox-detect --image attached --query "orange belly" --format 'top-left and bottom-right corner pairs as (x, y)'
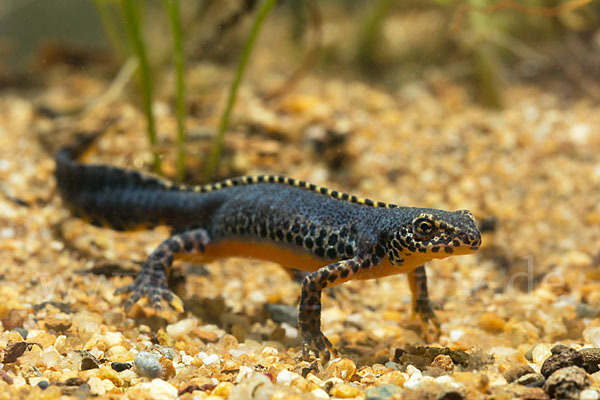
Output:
(175, 239), (336, 272)
(173, 239), (421, 282)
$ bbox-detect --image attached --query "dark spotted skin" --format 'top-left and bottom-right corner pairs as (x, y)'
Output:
(55, 133), (482, 361)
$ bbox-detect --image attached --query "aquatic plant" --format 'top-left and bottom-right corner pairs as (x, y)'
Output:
(162, 0), (186, 181)
(122, 0), (162, 174)
(204, 0), (278, 180)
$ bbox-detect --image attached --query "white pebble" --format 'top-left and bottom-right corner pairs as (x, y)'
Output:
(0, 227), (15, 238)
(404, 365), (423, 389)
(276, 369), (300, 385)
(54, 335), (67, 352)
(406, 365), (421, 377)
(166, 318), (195, 337)
(88, 376), (106, 396)
(581, 389), (600, 400)
(450, 329), (465, 341)
(249, 290), (266, 303)
(281, 323), (298, 338)
(102, 379), (116, 392)
(531, 344), (552, 365)
(102, 332), (124, 348)
(261, 346), (278, 356)
(569, 123), (590, 145)
(229, 349), (247, 359)
(435, 375), (453, 384)
(235, 365), (254, 382)
(135, 379), (178, 400)
(180, 354), (193, 365)
(202, 354), (220, 366)
(584, 327), (600, 348)
(311, 388), (330, 399)
(119, 369), (137, 384)
(42, 346), (60, 365)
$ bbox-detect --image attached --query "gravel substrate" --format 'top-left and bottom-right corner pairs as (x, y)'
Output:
(1, 48), (600, 399)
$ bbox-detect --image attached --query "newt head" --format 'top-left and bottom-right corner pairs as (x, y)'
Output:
(410, 209), (481, 257)
(387, 208), (482, 268)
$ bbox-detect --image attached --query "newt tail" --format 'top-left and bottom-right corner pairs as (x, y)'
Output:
(55, 132), (482, 361)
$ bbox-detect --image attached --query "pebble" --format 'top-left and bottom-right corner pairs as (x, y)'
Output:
(98, 365), (125, 387)
(128, 379), (178, 400)
(2, 341), (27, 363)
(276, 369), (301, 385)
(159, 357), (176, 380)
(489, 384), (550, 400)
(87, 376), (106, 396)
(80, 355), (100, 371)
(14, 328), (28, 340)
(110, 361), (132, 372)
(384, 361), (399, 370)
(201, 353), (220, 366)
(235, 365), (254, 383)
(326, 358), (357, 380)
(2, 309), (28, 330)
(404, 366), (424, 389)
(478, 312), (506, 333)
(580, 348), (600, 373)
(581, 389), (600, 400)
(230, 374), (271, 399)
(166, 318), (195, 337)
(32, 378), (49, 389)
(503, 364), (535, 383)
(43, 316), (72, 333)
(229, 348), (248, 359)
(102, 332), (124, 348)
(54, 335), (67, 353)
(212, 382), (234, 397)
(378, 371), (406, 386)
(515, 373), (545, 387)
(311, 388), (330, 399)
(365, 384), (403, 399)
(583, 327), (600, 348)
(540, 344), (584, 378)
(532, 344), (553, 366)
(134, 352), (163, 378)
(576, 304), (600, 319)
(105, 345), (132, 362)
(194, 329), (220, 343)
(431, 354), (454, 373)
(330, 383), (361, 398)
(543, 366), (590, 400)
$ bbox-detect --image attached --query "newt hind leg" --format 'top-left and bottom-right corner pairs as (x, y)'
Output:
(115, 228), (210, 312)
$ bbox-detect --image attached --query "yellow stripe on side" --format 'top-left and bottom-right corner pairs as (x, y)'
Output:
(178, 174), (397, 208)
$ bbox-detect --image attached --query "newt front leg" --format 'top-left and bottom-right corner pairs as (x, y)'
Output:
(408, 265), (440, 338)
(299, 256), (373, 362)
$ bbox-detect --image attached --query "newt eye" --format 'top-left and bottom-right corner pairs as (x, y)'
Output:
(413, 217), (437, 240)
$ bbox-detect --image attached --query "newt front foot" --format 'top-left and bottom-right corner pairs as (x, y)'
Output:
(115, 273), (183, 312)
(300, 328), (338, 363)
(413, 299), (441, 341)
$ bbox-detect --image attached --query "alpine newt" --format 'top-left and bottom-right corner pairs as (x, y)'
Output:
(55, 132), (482, 361)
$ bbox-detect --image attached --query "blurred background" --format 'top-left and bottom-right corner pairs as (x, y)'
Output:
(1, 0), (599, 108)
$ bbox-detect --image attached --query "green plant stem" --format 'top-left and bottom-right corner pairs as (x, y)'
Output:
(122, 0), (162, 174)
(204, 0), (277, 181)
(93, 0), (128, 61)
(163, 0), (186, 181)
(357, 0), (394, 72)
